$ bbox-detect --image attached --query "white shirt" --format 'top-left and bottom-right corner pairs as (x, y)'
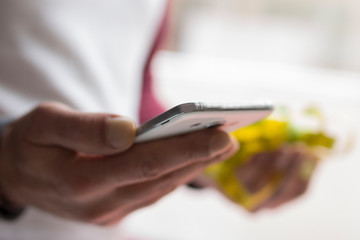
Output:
(0, 0), (166, 239)
(0, 0), (165, 122)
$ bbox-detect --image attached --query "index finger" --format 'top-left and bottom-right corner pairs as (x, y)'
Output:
(80, 129), (237, 188)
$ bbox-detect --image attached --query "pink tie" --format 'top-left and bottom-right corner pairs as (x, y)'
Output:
(139, 1), (169, 124)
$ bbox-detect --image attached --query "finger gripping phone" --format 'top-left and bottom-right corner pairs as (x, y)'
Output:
(135, 101), (273, 143)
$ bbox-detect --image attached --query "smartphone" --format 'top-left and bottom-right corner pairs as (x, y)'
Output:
(135, 101), (273, 143)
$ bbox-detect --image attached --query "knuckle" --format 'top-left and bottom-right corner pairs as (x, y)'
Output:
(30, 101), (71, 125)
(32, 102), (59, 118)
(137, 157), (163, 179)
(25, 102), (59, 136)
(61, 177), (95, 201)
(36, 102), (54, 111)
(177, 132), (214, 160)
(182, 140), (212, 163)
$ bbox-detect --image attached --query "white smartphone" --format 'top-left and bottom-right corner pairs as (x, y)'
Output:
(135, 101), (273, 143)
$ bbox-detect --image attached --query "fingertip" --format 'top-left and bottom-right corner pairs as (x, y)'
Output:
(230, 135), (240, 152)
(209, 130), (233, 156)
(105, 117), (136, 151)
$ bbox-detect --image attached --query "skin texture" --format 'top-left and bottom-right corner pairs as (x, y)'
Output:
(0, 102), (239, 226)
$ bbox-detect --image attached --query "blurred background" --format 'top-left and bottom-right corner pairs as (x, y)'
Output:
(164, 0), (360, 71)
(119, 1), (360, 240)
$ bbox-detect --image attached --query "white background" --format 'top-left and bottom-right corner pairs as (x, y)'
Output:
(120, 51), (360, 240)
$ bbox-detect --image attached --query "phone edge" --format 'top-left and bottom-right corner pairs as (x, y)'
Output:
(136, 101), (273, 139)
(136, 102), (198, 137)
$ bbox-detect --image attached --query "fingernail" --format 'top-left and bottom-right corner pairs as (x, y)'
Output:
(105, 117), (136, 150)
(209, 131), (232, 155)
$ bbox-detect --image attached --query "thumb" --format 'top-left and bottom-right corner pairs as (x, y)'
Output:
(24, 102), (136, 155)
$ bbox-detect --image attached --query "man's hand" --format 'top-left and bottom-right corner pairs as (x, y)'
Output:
(235, 145), (317, 212)
(0, 102), (238, 226)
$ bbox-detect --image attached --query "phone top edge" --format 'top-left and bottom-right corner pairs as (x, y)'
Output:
(136, 101), (273, 137)
(195, 101), (274, 111)
(136, 103), (197, 136)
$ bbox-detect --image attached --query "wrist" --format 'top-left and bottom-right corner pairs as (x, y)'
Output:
(0, 118), (26, 220)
